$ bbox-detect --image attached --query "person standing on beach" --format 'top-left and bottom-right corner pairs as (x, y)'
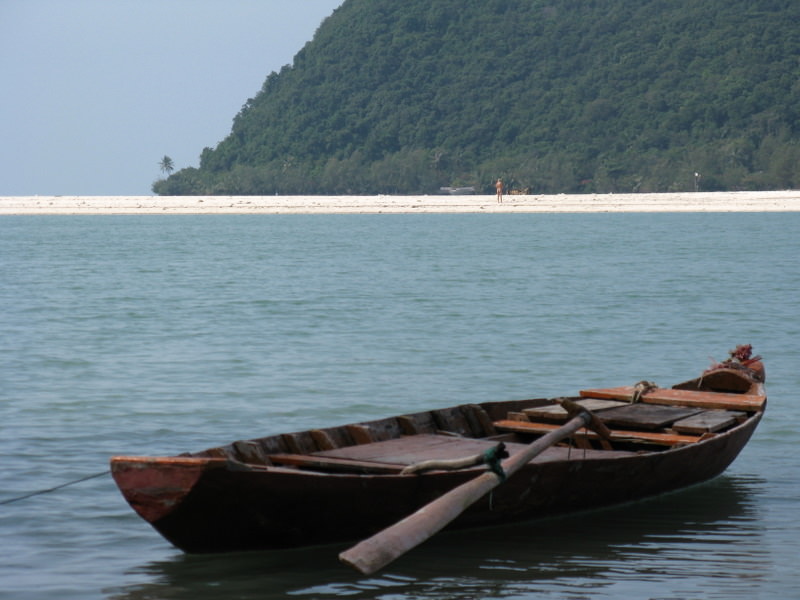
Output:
(495, 178), (503, 203)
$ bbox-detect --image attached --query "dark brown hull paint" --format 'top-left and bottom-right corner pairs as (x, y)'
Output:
(111, 362), (765, 554)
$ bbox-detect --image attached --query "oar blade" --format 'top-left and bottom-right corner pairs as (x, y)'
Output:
(339, 470), (498, 575)
(339, 413), (591, 574)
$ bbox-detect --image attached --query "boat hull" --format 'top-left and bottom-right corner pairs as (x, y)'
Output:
(111, 410), (761, 553)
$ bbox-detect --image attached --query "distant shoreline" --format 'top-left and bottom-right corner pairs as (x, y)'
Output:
(1, 191), (799, 214)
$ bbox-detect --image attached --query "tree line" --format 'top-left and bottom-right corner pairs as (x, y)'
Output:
(155, 0), (800, 195)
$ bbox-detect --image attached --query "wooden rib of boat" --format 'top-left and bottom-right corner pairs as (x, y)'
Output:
(110, 346), (765, 555)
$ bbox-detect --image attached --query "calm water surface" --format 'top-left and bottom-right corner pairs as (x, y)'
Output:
(1, 213), (798, 599)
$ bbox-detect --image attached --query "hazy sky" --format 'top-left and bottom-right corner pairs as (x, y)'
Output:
(0, 0), (344, 196)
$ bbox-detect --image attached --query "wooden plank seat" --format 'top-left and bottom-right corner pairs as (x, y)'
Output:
(579, 386), (766, 411)
(523, 398), (627, 422)
(524, 399), (700, 430)
(594, 403), (702, 430)
(493, 419), (702, 447)
(314, 434), (520, 465)
(268, 433), (636, 473)
(521, 397), (747, 436)
(672, 410), (746, 434)
(315, 434), (639, 464)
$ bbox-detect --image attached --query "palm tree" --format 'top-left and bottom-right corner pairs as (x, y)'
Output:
(159, 155), (174, 176)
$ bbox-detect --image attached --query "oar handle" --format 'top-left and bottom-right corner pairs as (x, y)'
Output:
(339, 412), (591, 575)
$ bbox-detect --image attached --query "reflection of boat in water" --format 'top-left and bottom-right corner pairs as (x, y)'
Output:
(107, 474), (767, 600)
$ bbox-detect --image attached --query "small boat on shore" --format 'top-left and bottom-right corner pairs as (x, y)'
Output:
(111, 345), (765, 572)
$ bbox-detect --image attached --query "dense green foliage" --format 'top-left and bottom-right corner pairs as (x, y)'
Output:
(155, 0), (800, 195)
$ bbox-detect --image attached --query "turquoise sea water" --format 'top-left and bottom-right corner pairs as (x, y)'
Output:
(1, 213), (798, 599)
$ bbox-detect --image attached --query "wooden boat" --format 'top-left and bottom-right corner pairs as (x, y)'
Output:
(111, 345), (765, 567)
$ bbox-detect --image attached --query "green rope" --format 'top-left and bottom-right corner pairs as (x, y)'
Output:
(482, 443), (509, 481)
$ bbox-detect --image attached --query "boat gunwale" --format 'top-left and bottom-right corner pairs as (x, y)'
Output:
(108, 407), (764, 480)
(111, 379), (766, 479)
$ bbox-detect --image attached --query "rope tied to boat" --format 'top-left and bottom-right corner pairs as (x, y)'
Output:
(631, 380), (659, 403)
(0, 470), (109, 505)
(400, 442), (509, 477)
(482, 443), (509, 481)
(704, 343), (764, 382)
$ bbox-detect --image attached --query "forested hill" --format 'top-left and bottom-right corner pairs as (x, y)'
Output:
(155, 0), (800, 195)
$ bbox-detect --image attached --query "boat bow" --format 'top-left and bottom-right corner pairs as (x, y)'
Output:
(110, 456), (229, 522)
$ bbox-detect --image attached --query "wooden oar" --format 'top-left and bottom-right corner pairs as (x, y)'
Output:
(339, 402), (607, 575)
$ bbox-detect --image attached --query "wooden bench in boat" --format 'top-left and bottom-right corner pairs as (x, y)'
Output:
(521, 397), (747, 434)
(266, 433), (635, 473)
(493, 419), (702, 447)
(496, 392), (750, 447)
(579, 386), (766, 411)
(521, 399), (702, 429)
(316, 434), (506, 464)
(591, 403), (702, 429)
(522, 398), (628, 422)
(671, 410), (746, 434)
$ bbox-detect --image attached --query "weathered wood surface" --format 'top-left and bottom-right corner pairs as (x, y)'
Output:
(346, 424), (377, 444)
(396, 413), (438, 435)
(339, 412), (595, 575)
(232, 440), (271, 464)
(580, 386), (766, 411)
(267, 454), (405, 474)
(304, 433), (637, 473)
(596, 403), (702, 430)
(315, 434), (527, 465)
(309, 429), (337, 450)
(494, 419), (701, 446)
(523, 398), (627, 421)
(468, 404), (497, 436)
(281, 432), (317, 454)
(672, 410), (746, 434)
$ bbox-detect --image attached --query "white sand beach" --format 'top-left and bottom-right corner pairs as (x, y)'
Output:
(1, 191), (799, 214)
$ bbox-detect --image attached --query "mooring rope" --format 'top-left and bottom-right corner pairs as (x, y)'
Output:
(0, 470), (109, 505)
(631, 380), (659, 403)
